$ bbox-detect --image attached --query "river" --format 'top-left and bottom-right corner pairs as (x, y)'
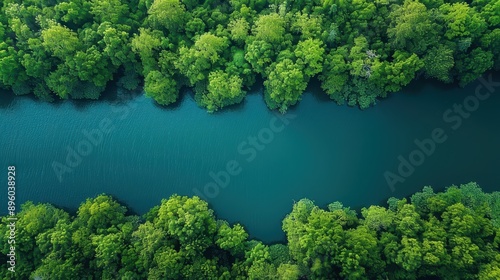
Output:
(1, 73), (499, 243)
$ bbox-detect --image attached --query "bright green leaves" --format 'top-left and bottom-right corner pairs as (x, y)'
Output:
(45, 64), (78, 99)
(131, 28), (163, 75)
(384, 51), (424, 92)
(41, 19), (129, 98)
(41, 24), (80, 59)
(75, 195), (127, 232)
(68, 47), (110, 87)
(442, 203), (479, 236)
(277, 263), (300, 280)
(39, 21), (124, 99)
(252, 13), (285, 44)
(1, 184), (500, 279)
(290, 12), (324, 40)
(24, 195), (131, 279)
(156, 195), (217, 255)
(0, 202), (69, 279)
(387, 0), (437, 55)
(245, 40), (275, 75)
(90, 0), (130, 25)
(477, 0), (500, 27)
(202, 70), (245, 112)
(244, 12), (290, 99)
(257, 38), (325, 113)
(144, 70), (178, 105)
(421, 239), (448, 266)
(320, 37), (385, 109)
(439, 2), (487, 41)
(396, 237), (423, 272)
(91, 233), (124, 278)
(283, 200), (380, 279)
(479, 254), (500, 280)
(349, 36), (371, 77)
(22, 38), (52, 80)
(395, 204), (423, 237)
(1, 0), (496, 112)
(340, 225), (383, 279)
(98, 23), (134, 67)
(55, 0), (93, 26)
(361, 206), (395, 232)
(148, 0), (187, 31)
(228, 18), (250, 43)
(150, 246), (183, 278)
(130, 221), (169, 274)
(185, 17), (206, 37)
(175, 33), (228, 86)
(245, 242), (276, 279)
(264, 59), (307, 113)
(346, 0), (377, 40)
(320, 46), (350, 102)
(216, 222), (249, 256)
(283, 199), (346, 278)
(280, 184), (500, 279)
(191, 32), (228, 64)
(294, 39), (325, 77)
(450, 236), (480, 269)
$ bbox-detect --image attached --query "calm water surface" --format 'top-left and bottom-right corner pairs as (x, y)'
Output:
(1, 74), (499, 243)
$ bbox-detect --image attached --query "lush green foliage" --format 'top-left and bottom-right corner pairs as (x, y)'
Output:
(1, 182), (499, 279)
(0, 0), (498, 111)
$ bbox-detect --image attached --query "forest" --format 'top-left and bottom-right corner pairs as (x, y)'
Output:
(0, 0), (498, 112)
(1, 182), (499, 279)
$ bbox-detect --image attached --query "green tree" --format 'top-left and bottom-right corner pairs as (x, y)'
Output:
(319, 46), (350, 104)
(439, 2), (487, 41)
(244, 40), (276, 75)
(175, 33), (228, 85)
(387, 0), (438, 54)
(216, 222), (248, 256)
(455, 47), (494, 86)
(41, 24), (80, 59)
(147, 0), (187, 31)
(294, 38), (324, 78)
(264, 59), (307, 113)
(131, 28), (163, 75)
(156, 195), (217, 256)
(228, 18), (250, 43)
(90, 0), (130, 24)
(0, 203), (69, 279)
(423, 46), (454, 83)
(144, 70), (178, 105)
(202, 70), (245, 112)
(252, 13), (286, 44)
(361, 205), (395, 232)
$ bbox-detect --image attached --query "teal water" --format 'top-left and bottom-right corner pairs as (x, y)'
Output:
(1, 74), (499, 243)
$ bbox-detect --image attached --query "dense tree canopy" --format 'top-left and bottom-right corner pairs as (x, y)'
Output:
(0, 0), (498, 112)
(1, 182), (499, 279)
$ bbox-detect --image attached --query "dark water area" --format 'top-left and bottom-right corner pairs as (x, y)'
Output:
(1, 73), (499, 243)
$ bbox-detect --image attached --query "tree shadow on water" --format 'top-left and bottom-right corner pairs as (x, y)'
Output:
(151, 81), (267, 114)
(0, 90), (16, 109)
(69, 83), (146, 111)
(0, 90), (66, 110)
(307, 78), (331, 103)
(150, 86), (193, 111)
